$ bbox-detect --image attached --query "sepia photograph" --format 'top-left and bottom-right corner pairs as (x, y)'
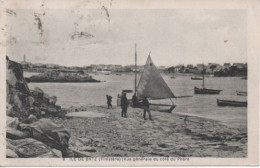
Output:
(0, 0), (259, 166)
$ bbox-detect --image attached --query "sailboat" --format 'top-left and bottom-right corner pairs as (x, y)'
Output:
(194, 69), (222, 94)
(134, 47), (176, 113)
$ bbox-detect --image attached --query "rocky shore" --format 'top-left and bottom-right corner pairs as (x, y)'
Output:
(50, 105), (247, 157)
(6, 57), (86, 158)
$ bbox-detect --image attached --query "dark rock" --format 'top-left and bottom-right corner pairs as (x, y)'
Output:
(22, 114), (39, 124)
(34, 87), (44, 99)
(26, 96), (35, 107)
(6, 103), (14, 116)
(6, 127), (30, 140)
(49, 96), (57, 105)
(19, 119), (70, 152)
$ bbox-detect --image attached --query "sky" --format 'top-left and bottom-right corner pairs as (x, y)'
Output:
(6, 9), (247, 66)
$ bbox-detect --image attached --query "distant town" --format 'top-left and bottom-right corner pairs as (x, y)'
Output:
(20, 55), (247, 77)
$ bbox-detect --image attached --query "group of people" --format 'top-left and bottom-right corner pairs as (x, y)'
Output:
(106, 93), (152, 120)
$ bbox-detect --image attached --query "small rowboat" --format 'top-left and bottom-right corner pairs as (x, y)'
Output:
(191, 77), (203, 80)
(194, 87), (222, 94)
(236, 91), (247, 96)
(217, 99), (247, 107)
(122, 89), (133, 93)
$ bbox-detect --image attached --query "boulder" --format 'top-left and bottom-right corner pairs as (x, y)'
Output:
(7, 116), (19, 128)
(8, 138), (59, 158)
(13, 92), (23, 109)
(26, 96), (35, 107)
(6, 116), (30, 139)
(6, 103), (13, 116)
(34, 87), (44, 99)
(6, 127), (30, 140)
(22, 114), (39, 124)
(49, 96), (57, 105)
(6, 69), (18, 87)
(19, 119), (70, 152)
(43, 93), (50, 103)
(52, 149), (62, 157)
(6, 149), (19, 158)
(15, 81), (31, 95)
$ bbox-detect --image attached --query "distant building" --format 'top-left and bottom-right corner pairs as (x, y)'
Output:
(123, 66), (132, 72)
(175, 64), (184, 72)
(223, 63), (231, 69)
(158, 66), (166, 71)
(233, 63), (246, 69)
(188, 67), (200, 74)
(196, 64), (205, 71)
(113, 65), (123, 72)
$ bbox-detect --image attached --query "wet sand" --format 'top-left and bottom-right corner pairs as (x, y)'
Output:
(50, 106), (247, 157)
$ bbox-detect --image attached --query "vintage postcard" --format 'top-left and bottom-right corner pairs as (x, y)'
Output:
(0, 0), (259, 166)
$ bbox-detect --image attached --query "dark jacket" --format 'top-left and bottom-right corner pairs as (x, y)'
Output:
(107, 95), (112, 102)
(132, 95), (138, 107)
(142, 97), (149, 108)
(121, 95), (128, 107)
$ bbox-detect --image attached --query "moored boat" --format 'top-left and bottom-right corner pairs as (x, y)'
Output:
(122, 89), (133, 93)
(194, 67), (222, 95)
(191, 77), (203, 80)
(195, 87), (222, 94)
(217, 99), (247, 107)
(236, 91), (247, 96)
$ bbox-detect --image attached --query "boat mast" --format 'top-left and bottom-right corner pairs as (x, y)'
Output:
(134, 43), (137, 95)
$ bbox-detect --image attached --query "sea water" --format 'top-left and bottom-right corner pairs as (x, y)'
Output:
(26, 72), (247, 129)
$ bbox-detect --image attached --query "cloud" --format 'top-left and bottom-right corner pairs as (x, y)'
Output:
(7, 9), (247, 66)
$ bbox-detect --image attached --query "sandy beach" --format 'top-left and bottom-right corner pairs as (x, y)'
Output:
(50, 106), (247, 157)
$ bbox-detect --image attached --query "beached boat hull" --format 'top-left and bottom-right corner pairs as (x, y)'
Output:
(194, 87), (222, 94)
(131, 102), (176, 113)
(149, 103), (176, 113)
(217, 99), (247, 107)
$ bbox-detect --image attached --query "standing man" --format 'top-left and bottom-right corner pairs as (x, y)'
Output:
(132, 93), (139, 108)
(106, 95), (112, 109)
(121, 93), (128, 118)
(142, 96), (152, 120)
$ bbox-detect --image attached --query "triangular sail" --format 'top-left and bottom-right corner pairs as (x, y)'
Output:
(137, 55), (176, 99)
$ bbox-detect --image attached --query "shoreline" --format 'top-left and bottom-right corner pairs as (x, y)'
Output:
(50, 105), (247, 157)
